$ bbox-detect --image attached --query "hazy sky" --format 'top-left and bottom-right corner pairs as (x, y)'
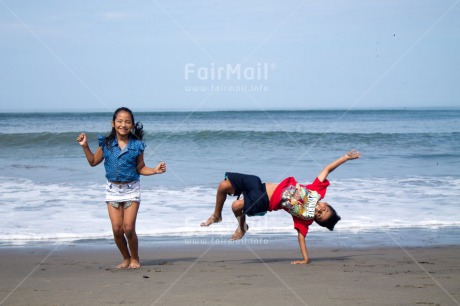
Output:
(0, 0), (459, 111)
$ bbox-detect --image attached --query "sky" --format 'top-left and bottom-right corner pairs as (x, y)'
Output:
(0, 0), (459, 111)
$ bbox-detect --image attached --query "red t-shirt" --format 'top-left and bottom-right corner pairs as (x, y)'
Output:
(268, 177), (330, 237)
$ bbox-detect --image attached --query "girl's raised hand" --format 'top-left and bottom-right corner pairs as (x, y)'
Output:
(77, 133), (87, 146)
(155, 162), (167, 174)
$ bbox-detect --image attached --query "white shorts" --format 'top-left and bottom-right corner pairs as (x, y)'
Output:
(105, 180), (141, 203)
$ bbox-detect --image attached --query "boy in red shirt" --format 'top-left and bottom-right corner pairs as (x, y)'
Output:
(201, 149), (361, 264)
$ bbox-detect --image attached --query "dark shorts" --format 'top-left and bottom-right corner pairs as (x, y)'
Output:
(225, 172), (269, 217)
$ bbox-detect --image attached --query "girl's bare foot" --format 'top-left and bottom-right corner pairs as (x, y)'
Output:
(200, 214), (222, 226)
(116, 259), (130, 269)
(231, 224), (248, 240)
(128, 259), (141, 269)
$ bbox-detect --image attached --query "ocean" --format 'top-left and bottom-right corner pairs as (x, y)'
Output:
(1, 110), (459, 246)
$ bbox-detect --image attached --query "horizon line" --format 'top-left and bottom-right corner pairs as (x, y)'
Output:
(1, 106), (459, 113)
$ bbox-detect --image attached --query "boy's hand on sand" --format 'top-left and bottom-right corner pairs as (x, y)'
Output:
(77, 133), (87, 146)
(155, 162), (166, 174)
(291, 259), (310, 265)
(345, 149), (361, 160)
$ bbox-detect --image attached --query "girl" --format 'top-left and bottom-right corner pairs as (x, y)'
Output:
(77, 107), (166, 269)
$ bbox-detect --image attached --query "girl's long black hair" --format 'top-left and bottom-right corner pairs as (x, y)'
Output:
(101, 107), (144, 149)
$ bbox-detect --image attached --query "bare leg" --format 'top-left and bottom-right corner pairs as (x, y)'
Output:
(123, 202), (141, 269)
(107, 204), (131, 268)
(231, 199), (248, 240)
(201, 179), (235, 226)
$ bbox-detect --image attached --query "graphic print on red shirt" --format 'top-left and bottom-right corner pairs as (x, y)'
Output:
(269, 177), (330, 236)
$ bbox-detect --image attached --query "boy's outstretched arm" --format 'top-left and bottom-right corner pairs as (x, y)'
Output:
(317, 149), (361, 182)
(292, 231), (310, 264)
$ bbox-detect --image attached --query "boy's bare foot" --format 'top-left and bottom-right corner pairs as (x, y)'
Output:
(116, 259), (130, 269)
(200, 214), (222, 226)
(128, 259), (141, 269)
(231, 224), (248, 240)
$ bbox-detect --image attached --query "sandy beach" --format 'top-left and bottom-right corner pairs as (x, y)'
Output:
(0, 239), (459, 306)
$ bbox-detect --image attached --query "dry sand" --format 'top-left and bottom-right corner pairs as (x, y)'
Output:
(0, 241), (459, 306)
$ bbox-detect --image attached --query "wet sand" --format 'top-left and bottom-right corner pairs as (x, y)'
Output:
(0, 241), (459, 306)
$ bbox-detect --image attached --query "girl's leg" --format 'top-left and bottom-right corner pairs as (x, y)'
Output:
(122, 202), (140, 269)
(107, 204), (131, 268)
(230, 199), (248, 240)
(201, 179), (235, 226)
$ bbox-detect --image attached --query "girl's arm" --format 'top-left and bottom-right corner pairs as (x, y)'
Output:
(136, 153), (166, 176)
(317, 149), (361, 182)
(77, 133), (103, 167)
(291, 231), (310, 264)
